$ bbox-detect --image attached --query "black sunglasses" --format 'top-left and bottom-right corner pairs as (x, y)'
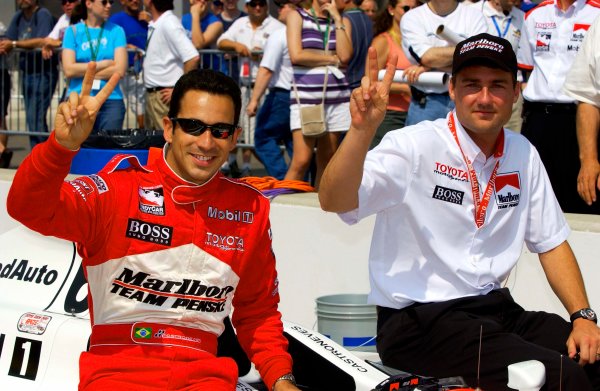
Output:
(401, 5), (411, 12)
(248, 0), (267, 7)
(99, 0), (114, 5)
(171, 118), (238, 139)
(62, 0), (78, 4)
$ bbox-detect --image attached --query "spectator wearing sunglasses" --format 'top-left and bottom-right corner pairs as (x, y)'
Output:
(1, 0), (59, 148)
(41, 0), (81, 60)
(217, 0), (284, 177)
(367, 0), (417, 149)
(8, 64), (301, 391)
(62, 0), (127, 133)
(211, 0), (224, 16)
(143, 0), (199, 131)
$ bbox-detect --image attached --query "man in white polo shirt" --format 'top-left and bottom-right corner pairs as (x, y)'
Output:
(143, 0), (199, 131)
(320, 34), (600, 390)
(563, 17), (600, 214)
(517, 0), (600, 214)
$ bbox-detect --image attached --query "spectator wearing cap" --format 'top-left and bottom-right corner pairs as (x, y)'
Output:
(341, 0), (374, 90)
(319, 33), (600, 391)
(517, 0), (600, 214)
(400, 0), (486, 125)
(143, 0), (199, 131)
(563, 17), (600, 214)
(217, 0), (284, 177)
(110, 0), (152, 128)
(245, 0), (297, 179)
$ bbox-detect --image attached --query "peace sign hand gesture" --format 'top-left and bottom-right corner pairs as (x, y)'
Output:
(349, 47), (397, 135)
(55, 62), (120, 151)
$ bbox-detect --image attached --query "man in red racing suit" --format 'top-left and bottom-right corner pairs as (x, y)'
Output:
(7, 64), (298, 391)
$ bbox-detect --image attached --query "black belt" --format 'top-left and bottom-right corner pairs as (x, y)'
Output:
(271, 87), (290, 93)
(523, 100), (577, 114)
(410, 86), (449, 106)
(146, 86), (170, 93)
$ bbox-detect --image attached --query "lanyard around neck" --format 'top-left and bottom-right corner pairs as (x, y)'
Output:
(491, 15), (512, 38)
(448, 113), (501, 228)
(84, 22), (105, 62)
(309, 8), (331, 50)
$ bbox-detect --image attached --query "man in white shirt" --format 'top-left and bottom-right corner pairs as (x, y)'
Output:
(319, 34), (600, 390)
(143, 0), (199, 131)
(563, 17), (600, 214)
(245, 0), (294, 179)
(217, 0), (284, 177)
(517, 0), (600, 214)
(400, 0), (486, 125)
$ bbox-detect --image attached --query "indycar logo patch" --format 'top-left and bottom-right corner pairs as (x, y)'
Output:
(495, 172), (520, 209)
(138, 185), (165, 216)
(535, 32), (551, 52)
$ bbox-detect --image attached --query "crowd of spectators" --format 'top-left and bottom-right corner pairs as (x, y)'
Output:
(0, 0), (599, 213)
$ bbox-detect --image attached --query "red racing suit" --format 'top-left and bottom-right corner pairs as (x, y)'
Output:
(7, 133), (293, 390)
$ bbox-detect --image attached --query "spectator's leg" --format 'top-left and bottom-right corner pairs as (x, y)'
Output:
(94, 99), (126, 133)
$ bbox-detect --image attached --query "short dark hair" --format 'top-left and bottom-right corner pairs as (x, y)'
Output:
(168, 69), (242, 126)
(151, 0), (174, 13)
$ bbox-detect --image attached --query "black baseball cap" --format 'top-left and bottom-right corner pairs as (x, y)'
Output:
(452, 33), (517, 78)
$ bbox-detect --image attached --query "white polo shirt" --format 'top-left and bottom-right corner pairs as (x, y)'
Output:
(563, 17), (600, 107)
(259, 26), (292, 90)
(48, 13), (70, 40)
(517, 0), (600, 103)
(340, 112), (569, 310)
(143, 11), (198, 88)
(471, 1), (525, 51)
(400, 2), (487, 94)
(217, 15), (284, 81)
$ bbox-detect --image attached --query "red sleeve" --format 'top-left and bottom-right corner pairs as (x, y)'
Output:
(231, 198), (293, 391)
(6, 132), (107, 246)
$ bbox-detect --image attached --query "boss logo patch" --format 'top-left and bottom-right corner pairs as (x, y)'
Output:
(432, 185), (464, 205)
(126, 218), (173, 246)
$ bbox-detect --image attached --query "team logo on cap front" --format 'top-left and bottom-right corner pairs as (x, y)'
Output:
(495, 172), (520, 209)
(138, 185), (165, 216)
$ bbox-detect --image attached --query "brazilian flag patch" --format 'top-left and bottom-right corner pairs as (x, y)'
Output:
(134, 327), (152, 339)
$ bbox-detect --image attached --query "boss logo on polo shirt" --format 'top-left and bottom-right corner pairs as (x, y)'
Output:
(432, 185), (464, 205)
(495, 172), (520, 209)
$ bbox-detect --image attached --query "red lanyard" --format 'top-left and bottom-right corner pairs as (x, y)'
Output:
(448, 113), (501, 228)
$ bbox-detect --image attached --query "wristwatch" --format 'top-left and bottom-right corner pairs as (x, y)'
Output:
(273, 373), (296, 388)
(570, 308), (597, 324)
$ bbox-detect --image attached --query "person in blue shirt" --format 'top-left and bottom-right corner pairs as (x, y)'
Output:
(110, 0), (150, 127)
(2, 0), (59, 148)
(181, 0), (223, 70)
(62, 0), (127, 134)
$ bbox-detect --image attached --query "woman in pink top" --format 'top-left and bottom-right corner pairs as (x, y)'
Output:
(367, 0), (421, 148)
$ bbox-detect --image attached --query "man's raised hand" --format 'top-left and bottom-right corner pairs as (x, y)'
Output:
(55, 62), (120, 150)
(349, 47), (396, 134)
